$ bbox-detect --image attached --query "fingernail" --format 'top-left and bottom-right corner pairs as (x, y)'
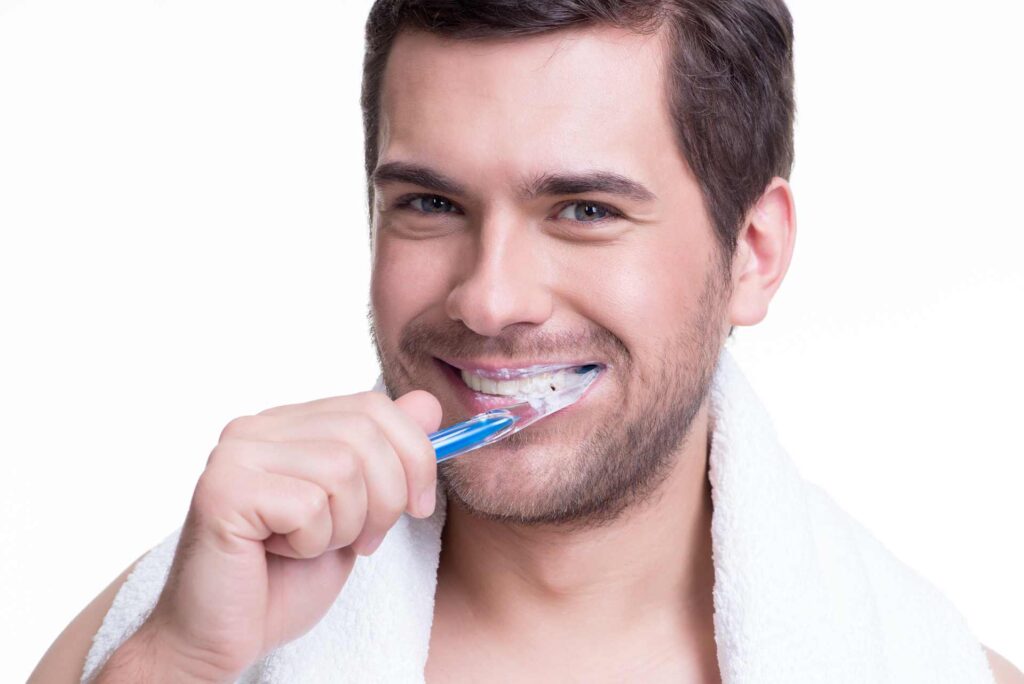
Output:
(418, 489), (436, 517)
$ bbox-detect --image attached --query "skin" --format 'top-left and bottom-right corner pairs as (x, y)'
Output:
(367, 24), (784, 682)
(29, 20), (1023, 684)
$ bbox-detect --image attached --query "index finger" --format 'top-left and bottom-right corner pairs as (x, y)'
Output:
(262, 391), (442, 517)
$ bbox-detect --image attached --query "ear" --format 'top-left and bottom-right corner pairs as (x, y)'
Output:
(727, 177), (797, 329)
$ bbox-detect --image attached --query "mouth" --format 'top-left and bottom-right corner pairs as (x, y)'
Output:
(435, 358), (605, 414)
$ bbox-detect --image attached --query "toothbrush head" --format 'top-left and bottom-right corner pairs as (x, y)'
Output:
(508, 363), (602, 430)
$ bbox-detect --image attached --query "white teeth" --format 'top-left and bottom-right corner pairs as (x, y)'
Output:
(460, 367), (592, 397)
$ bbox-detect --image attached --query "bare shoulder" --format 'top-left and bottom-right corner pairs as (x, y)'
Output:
(986, 645), (1024, 684)
(28, 553), (145, 684)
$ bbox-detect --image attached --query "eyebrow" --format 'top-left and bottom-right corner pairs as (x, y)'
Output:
(372, 161), (467, 197)
(521, 169), (658, 203)
(371, 160), (657, 203)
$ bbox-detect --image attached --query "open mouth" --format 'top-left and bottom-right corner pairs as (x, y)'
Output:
(459, 363), (601, 398)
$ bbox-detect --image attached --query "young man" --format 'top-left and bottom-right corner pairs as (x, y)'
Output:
(32, 1), (1022, 682)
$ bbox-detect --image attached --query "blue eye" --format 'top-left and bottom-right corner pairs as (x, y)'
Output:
(555, 201), (619, 223)
(398, 194), (459, 214)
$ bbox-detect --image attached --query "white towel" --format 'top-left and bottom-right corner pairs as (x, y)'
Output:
(81, 348), (995, 683)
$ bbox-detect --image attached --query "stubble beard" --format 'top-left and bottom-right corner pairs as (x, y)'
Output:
(371, 255), (730, 532)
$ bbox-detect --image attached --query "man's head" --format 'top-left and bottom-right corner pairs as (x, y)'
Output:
(362, 0), (797, 528)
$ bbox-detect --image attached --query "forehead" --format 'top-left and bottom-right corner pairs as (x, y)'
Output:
(377, 24), (685, 191)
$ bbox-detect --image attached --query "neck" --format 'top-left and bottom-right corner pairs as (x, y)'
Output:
(434, 402), (716, 644)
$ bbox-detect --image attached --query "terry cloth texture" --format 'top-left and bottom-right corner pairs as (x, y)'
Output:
(81, 348), (995, 683)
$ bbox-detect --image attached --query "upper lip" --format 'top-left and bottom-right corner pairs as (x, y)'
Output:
(437, 356), (600, 379)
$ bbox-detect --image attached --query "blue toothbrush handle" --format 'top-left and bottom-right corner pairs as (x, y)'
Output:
(429, 410), (518, 462)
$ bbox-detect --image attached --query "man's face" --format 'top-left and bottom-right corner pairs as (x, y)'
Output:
(369, 25), (731, 526)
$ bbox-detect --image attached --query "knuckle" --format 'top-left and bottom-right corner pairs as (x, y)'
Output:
(359, 390), (392, 413)
(299, 487), (329, 519)
(333, 507), (367, 549)
(203, 510), (239, 550)
(400, 441), (437, 490)
(413, 437), (438, 472)
(378, 486), (408, 520)
(205, 442), (237, 469)
(328, 445), (361, 489)
(191, 467), (226, 516)
(219, 415), (255, 442)
(340, 411), (381, 444)
(419, 468), (438, 497)
(351, 391), (393, 426)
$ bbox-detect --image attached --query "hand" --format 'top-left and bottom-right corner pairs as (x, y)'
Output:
(110, 389), (442, 681)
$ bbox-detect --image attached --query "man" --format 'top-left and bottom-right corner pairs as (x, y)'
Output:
(31, 0), (1022, 682)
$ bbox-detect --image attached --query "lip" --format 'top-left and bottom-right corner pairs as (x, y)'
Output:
(434, 357), (605, 417)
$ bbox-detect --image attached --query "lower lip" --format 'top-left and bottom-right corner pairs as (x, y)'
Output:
(436, 359), (603, 418)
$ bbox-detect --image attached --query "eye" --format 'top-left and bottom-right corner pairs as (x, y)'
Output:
(554, 201), (621, 223)
(395, 194), (461, 215)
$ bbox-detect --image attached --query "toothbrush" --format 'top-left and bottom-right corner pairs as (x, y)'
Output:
(429, 364), (601, 462)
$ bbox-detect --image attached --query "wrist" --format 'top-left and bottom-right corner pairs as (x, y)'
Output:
(94, 616), (240, 684)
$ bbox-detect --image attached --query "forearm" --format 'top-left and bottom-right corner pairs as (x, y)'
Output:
(92, 620), (232, 684)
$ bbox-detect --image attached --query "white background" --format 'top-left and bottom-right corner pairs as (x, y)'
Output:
(1, 0), (1021, 680)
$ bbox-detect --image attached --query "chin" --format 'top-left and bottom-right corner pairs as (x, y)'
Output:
(440, 440), (559, 502)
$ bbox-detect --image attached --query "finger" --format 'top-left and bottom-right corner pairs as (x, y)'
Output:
(218, 413), (410, 552)
(389, 391), (442, 517)
(220, 398), (440, 519)
(254, 391), (392, 418)
(331, 413), (409, 556)
(334, 391), (440, 518)
(392, 390), (443, 434)
(252, 390), (441, 451)
(254, 390), (442, 440)
(197, 464), (332, 560)
(213, 438), (368, 551)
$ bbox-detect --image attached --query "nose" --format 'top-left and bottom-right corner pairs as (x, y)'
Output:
(445, 218), (553, 337)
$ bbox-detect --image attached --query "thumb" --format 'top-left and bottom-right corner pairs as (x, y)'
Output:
(394, 390), (443, 434)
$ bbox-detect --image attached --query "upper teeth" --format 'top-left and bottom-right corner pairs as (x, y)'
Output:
(460, 367), (589, 397)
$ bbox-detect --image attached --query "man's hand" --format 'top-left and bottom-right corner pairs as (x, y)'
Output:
(95, 389), (442, 683)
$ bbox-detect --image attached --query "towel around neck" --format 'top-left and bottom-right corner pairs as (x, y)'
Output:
(82, 348), (995, 683)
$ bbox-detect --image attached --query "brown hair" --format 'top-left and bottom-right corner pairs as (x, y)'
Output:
(362, 0), (797, 338)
